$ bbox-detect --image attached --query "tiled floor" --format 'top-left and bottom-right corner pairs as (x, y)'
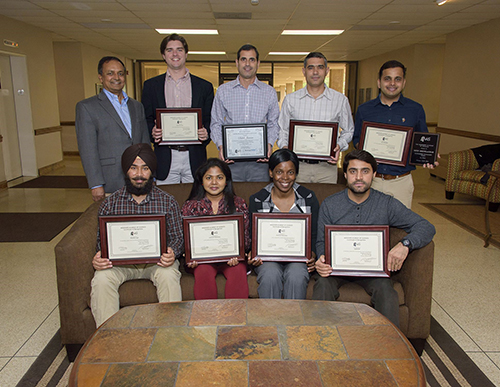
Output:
(0, 156), (499, 386)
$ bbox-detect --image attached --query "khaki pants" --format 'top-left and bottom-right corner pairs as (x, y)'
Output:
(156, 150), (193, 184)
(371, 173), (414, 209)
(296, 161), (338, 184)
(90, 260), (182, 327)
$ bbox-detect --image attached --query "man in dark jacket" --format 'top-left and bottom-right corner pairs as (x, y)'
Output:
(142, 33), (214, 184)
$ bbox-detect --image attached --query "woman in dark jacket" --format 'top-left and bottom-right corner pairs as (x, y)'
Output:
(248, 149), (319, 299)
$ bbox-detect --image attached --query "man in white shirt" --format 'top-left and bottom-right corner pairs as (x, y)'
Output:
(277, 52), (354, 184)
(210, 44), (280, 182)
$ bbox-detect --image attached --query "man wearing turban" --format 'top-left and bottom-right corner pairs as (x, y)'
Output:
(90, 143), (183, 327)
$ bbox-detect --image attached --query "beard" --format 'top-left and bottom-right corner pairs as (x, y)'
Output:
(346, 180), (370, 195)
(125, 175), (154, 196)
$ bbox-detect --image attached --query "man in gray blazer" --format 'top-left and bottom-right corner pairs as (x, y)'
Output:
(76, 56), (150, 201)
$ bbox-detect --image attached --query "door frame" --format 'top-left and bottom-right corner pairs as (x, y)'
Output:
(0, 50), (37, 178)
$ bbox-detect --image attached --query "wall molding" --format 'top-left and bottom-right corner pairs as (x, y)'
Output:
(38, 160), (64, 175)
(436, 127), (500, 143)
(34, 126), (62, 136)
(0, 180), (7, 191)
(60, 121), (76, 126)
(63, 151), (80, 156)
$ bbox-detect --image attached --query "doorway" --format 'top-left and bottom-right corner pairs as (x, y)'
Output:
(0, 53), (22, 181)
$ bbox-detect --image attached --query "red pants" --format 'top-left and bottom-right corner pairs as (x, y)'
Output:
(193, 262), (249, 300)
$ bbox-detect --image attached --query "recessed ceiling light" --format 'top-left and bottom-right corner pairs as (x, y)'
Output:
(101, 19), (112, 23)
(190, 51), (226, 55)
(268, 52), (309, 55)
(435, 0), (447, 5)
(281, 30), (344, 36)
(71, 2), (92, 11)
(389, 21), (400, 24)
(156, 29), (218, 35)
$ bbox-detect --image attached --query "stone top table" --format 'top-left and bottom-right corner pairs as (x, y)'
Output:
(70, 299), (425, 386)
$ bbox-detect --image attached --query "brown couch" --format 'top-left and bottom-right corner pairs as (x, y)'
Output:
(55, 182), (434, 356)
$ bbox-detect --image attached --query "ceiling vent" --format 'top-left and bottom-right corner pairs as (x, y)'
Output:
(214, 12), (252, 20)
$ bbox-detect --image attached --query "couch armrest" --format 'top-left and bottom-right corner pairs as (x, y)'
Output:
(395, 242), (434, 339)
(55, 201), (100, 344)
(492, 158), (500, 172)
(391, 228), (434, 339)
(445, 150), (479, 191)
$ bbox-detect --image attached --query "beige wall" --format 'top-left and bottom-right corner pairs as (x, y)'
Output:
(438, 17), (500, 153)
(356, 44), (445, 123)
(0, 14), (61, 173)
(35, 132), (63, 168)
(53, 42), (85, 122)
(0, 138), (6, 184)
(0, 15), (60, 130)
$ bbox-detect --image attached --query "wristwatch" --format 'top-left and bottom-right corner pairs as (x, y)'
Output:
(401, 239), (412, 251)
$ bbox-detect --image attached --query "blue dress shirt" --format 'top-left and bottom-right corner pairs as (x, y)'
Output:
(353, 94), (428, 175)
(103, 88), (132, 138)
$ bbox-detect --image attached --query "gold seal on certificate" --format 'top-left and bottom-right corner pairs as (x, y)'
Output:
(288, 120), (338, 161)
(183, 214), (245, 264)
(156, 108), (202, 145)
(222, 123), (267, 160)
(99, 214), (166, 265)
(359, 122), (413, 166)
(325, 225), (390, 277)
(251, 213), (311, 262)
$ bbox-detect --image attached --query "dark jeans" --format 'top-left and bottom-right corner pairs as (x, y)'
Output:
(312, 274), (400, 327)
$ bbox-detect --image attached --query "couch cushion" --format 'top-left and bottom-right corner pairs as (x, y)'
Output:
(118, 272), (405, 307)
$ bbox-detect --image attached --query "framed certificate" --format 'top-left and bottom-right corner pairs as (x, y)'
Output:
(99, 214), (166, 265)
(183, 214), (245, 264)
(156, 108), (202, 145)
(288, 120), (338, 161)
(409, 132), (440, 166)
(359, 122), (413, 166)
(222, 123), (267, 161)
(251, 213), (311, 262)
(325, 225), (390, 277)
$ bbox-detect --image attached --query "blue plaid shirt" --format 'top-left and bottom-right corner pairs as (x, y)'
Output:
(210, 76), (280, 148)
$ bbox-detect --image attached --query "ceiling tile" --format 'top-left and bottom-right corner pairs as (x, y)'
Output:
(0, 0), (496, 61)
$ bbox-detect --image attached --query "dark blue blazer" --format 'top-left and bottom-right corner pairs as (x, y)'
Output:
(141, 73), (214, 180)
